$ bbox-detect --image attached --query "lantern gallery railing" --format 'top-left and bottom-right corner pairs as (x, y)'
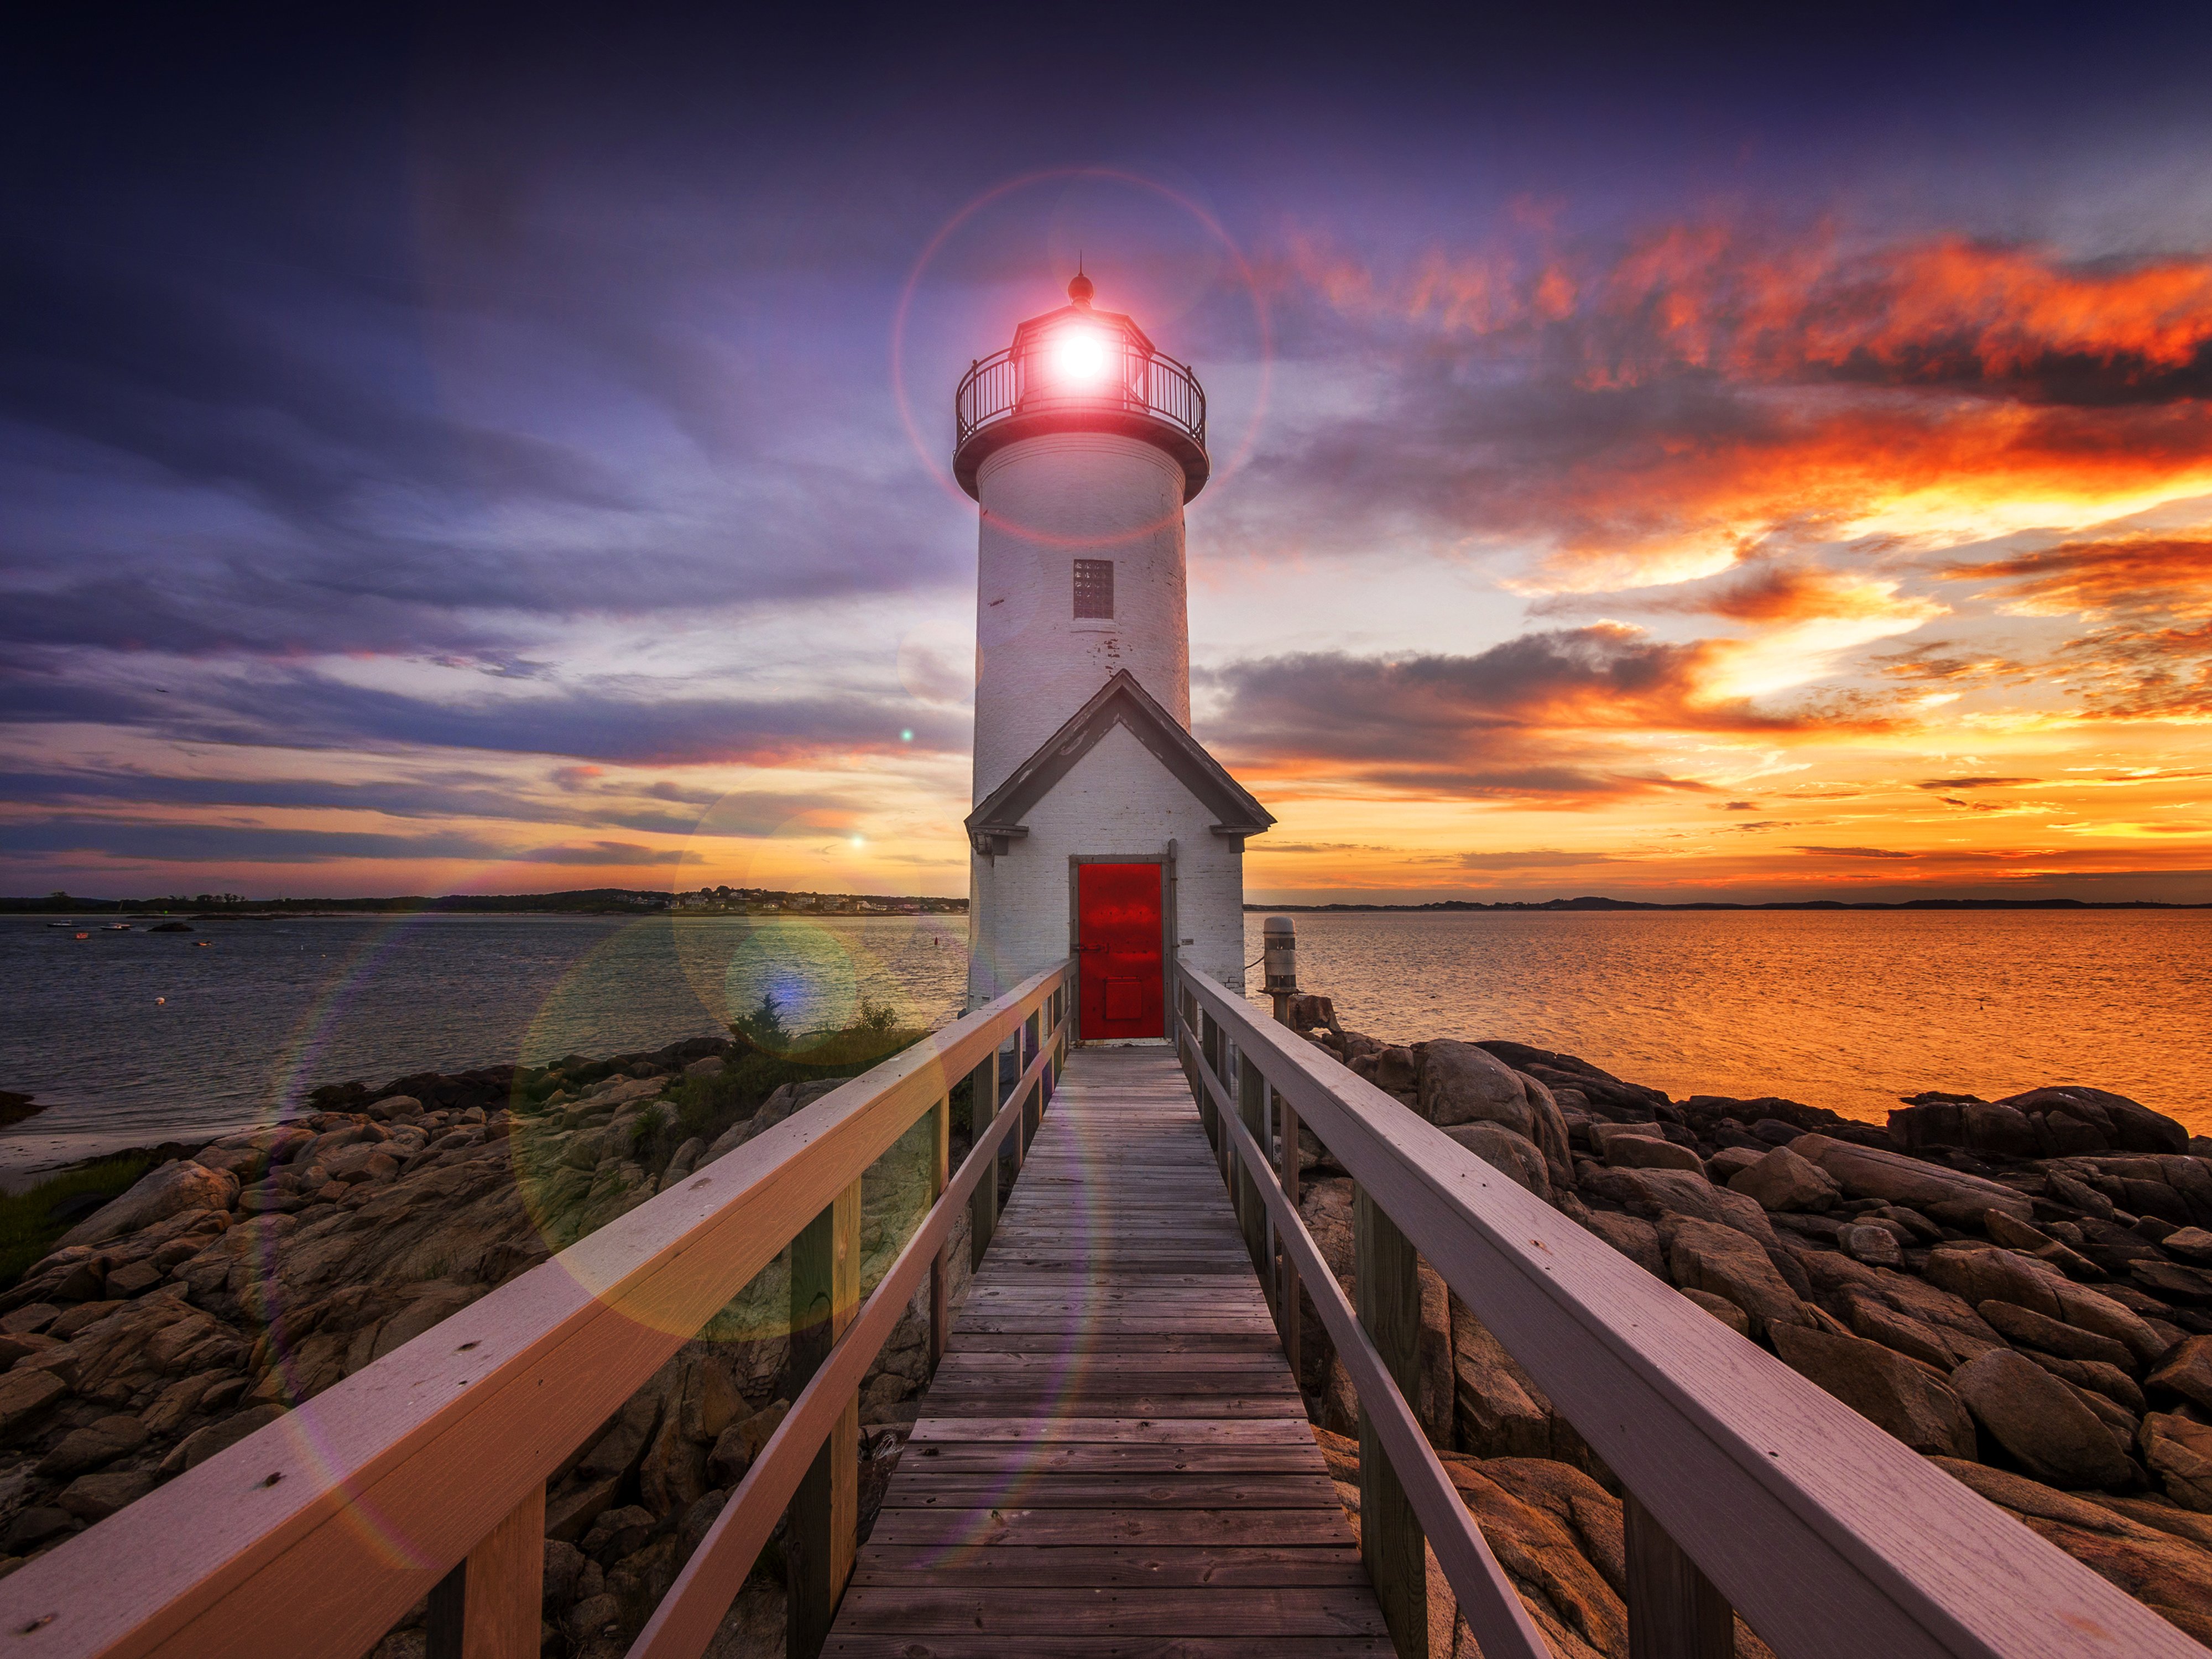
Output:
(1171, 966), (2201, 1659)
(0, 967), (1072, 1659)
(954, 331), (1206, 457)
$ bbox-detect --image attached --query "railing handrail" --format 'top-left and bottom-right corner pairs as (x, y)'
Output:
(954, 336), (1206, 455)
(1174, 967), (2205, 1659)
(0, 966), (1071, 1659)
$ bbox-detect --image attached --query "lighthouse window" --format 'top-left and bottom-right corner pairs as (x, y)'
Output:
(1073, 559), (1114, 619)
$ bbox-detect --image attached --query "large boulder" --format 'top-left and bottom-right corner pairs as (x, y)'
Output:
(1664, 1218), (1809, 1339)
(1603, 1134), (1702, 1174)
(1443, 1122), (1550, 1201)
(59, 1161), (238, 1248)
(1979, 1301), (2137, 1373)
(1770, 1324), (1975, 1457)
(1419, 1042), (1533, 1136)
(1787, 1135), (2034, 1220)
(1950, 1350), (2133, 1489)
(1995, 1087), (2189, 1158)
(1728, 1147), (1840, 1213)
(1449, 1297), (1550, 1460)
(2145, 1412), (2212, 1512)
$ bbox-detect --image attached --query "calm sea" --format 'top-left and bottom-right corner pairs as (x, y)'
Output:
(0, 907), (2204, 1176)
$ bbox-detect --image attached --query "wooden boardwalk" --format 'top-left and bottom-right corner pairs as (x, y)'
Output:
(825, 1045), (1390, 1656)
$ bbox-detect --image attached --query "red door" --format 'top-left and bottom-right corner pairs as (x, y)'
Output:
(1076, 863), (1164, 1039)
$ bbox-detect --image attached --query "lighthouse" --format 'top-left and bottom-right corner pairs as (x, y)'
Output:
(956, 273), (1272, 1036)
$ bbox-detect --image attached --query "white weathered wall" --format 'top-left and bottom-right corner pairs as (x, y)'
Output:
(972, 432), (1189, 804)
(967, 723), (1245, 1012)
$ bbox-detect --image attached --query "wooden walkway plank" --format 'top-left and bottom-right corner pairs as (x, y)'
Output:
(826, 1046), (1385, 1654)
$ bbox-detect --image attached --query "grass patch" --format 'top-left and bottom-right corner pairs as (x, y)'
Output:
(0, 1155), (155, 1287)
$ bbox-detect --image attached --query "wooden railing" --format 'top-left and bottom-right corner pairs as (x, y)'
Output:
(1173, 967), (2206, 1659)
(0, 966), (1072, 1659)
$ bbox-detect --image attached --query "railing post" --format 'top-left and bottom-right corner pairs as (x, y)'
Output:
(1237, 1051), (1267, 1283)
(1355, 1185), (1427, 1659)
(1199, 1010), (1222, 1147)
(1626, 1492), (1735, 1659)
(929, 1094), (950, 1374)
(969, 1051), (998, 1269)
(425, 1484), (545, 1659)
(788, 1180), (862, 1659)
(1277, 1087), (1302, 1390)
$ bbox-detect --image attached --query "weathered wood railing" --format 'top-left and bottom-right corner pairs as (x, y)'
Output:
(0, 966), (1071, 1659)
(1173, 967), (2206, 1659)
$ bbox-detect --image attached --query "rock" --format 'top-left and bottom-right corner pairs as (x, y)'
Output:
(1927, 1245), (2165, 1365)
(546, 1474), (622, 1543)
(58, 1161), (239, 1249)
(1603, 1135), (1702, 1173)
(2167, 1228), (2212, 1264)
(1442, 1122), (1550, 1199)
(1450, 1297), (1551, 1459)
(1433, 1453), (1630, 1658)
(1788, 1135), (2034, 1220)
(1680, 1288), (1750, 1336)
(55, 1469), (157, 1522)
(2020, 1351), (2148, 1416)
(581, 1503), (656, 1562)
(564, 1592), (623, 1648)
(2133, 1261), (2212, 1305)
(1839, 1223), (1905, 1268)
(1951, 1350), (2133, 1488)
(639, 1412), (708, 1516)
(707, 1422), (752, 1489)
(1996, 1086), (2189, 1158)
(1418, 1041), (1533, 1138)
(1933, 1457), (2212, 1645)
(1664, 1218), (1809, 1339)
(1771, 1324), (1975, 1457)
(160, 1403), (287, 1477)
(1986, 1210), (2099, 1279)
(684, 1056), (724, 1079)
(37, 1414), (147, 1478)
(1705, 1147), (1764, 1183)
(2146, 1413), (2212, 1511)
(0, 1305), (60, 1335)
(0, 1368), (68, 1434)
(577, 1392), (660, 1483)
(543, 1538), (589, 1609)
(6, 1507), (75, 1552)
(1578, 1211), (1664, 1278)
(1979, 1300), (2138, 1372)
(2152, 1337), (2212, 1413)
(731, 1400), (789, 1466)
(1728, 1147), (1840, 1213)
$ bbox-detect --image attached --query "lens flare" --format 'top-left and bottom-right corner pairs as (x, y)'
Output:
(1050, 326), (1111, 387)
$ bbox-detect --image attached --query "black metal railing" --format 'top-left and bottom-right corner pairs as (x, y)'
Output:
(954, 327), (1206, 456)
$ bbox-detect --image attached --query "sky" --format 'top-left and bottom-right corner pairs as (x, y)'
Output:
(5, 4), (2212, 905)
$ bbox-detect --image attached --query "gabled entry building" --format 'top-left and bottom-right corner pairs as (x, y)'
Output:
(954, 273), (1272, 1037)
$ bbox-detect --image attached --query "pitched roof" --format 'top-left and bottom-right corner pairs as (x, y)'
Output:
(964, 670), (1274, 855)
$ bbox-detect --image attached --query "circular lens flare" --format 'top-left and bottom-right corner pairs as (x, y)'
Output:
(1051, 326), (1110, 387)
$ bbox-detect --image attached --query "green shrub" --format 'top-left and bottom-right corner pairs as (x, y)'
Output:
(629, 1105), (668, 1159)
(0, 1155), (154, 1287)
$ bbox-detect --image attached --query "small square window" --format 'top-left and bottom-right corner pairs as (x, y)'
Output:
(1073, 559), (1114, 619)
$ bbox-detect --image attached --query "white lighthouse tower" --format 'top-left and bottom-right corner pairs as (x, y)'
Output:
(956, 273), (1272, 1036)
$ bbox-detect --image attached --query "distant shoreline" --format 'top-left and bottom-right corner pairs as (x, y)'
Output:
(7, 888), (2203, 916)
(1244, 896), (2212, 912)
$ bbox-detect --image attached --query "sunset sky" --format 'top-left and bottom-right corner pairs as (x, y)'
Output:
(6, 7), (2212, 904)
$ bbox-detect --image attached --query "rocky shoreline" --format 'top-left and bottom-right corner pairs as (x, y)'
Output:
(0, 1012), (2209, 1655)
(1286, 1004), (2212, 1653)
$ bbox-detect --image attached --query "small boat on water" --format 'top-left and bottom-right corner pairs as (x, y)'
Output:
(105, 923), (132, 931)
(45, 920), (75, 928)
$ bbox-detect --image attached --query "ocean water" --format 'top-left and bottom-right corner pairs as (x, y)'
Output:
(0, 906), (2205, 1176)
(1261, 909), (2212, 1133)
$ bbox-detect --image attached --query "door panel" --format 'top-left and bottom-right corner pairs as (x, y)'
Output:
(1076, 863), (1164, 1039)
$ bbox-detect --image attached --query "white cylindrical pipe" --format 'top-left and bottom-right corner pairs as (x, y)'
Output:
(971, 430), (1190, 804)
(1262, 914), (1297, 995)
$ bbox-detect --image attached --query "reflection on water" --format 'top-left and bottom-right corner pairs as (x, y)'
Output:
(0, 914), (968, 1173)
(2, 906), (2205, 1173)
(1245, 909), (2212, 1132)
